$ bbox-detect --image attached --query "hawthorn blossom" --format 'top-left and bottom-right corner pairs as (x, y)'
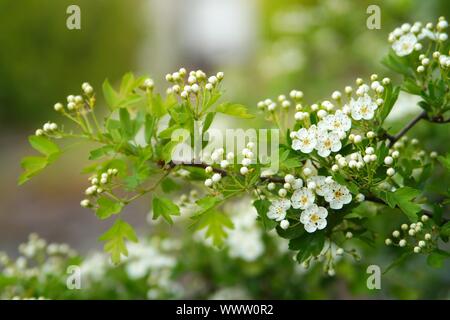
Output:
(324, 183), (352, 209)
(292, 127), (317, 153)
(267, 199), (291, 221)
(291, 187), (315, 210)
(307, 176), (328, 196)
(350, 95), (378, 121)
(392, 33), (418, 56)
(319, 111), (351, 136)
(300, 204), (328, 233)
(291, 178), (304, 190)
(315, 130), (342, 157)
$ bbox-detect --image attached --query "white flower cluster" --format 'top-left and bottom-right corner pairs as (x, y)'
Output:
(267, 174), (352, 233)
(256, 90), (303, 112)
(81, 168), (119, 207)
(0, 234), (76, 299)
(35, 121), (58, 136)
(385, 215), (433, 254)
(203, 142), (256, 187)
(389, 17), (448, 57)
(274, 75), (387, 159)
(166, 67), (224, 98)
(225, 200), (265, 262)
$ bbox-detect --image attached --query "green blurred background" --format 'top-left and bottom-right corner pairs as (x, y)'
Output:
(0, 0), (449, 299)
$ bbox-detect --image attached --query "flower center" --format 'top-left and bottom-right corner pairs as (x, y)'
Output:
(324, 139), (332, 148)
(310, 214), (320, 223)
(361, 105), (368, 114)
(301, 196), (308, 204)
(334, 190), (343, 199)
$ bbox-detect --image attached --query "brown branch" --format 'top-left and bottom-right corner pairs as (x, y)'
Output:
(387, 111), (427, 146)
(387, 111), (449, 146)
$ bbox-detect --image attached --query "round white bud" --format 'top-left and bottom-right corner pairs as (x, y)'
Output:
(302, 167), (312, 176)
(54, 103), (63, 112)
(212, 173), (222, 183)
(392, 150), (400, 158)
(399, 239), (406, 247)
(353, 135), (362, 144)
(317, 109), (327, 119)
(413, 246), (421, 253)
(204, 179), (213, 187)
(356, 193), (365, 202)
(331, 164), (339, 172)
(278, 188), (287, 197)
(267, 182), (276, 191)
(424, 233), (431, 240)
(385, 238), (392, 245)
(220, 160), (229, 168)
(392, 230), (400, 238)
(384, 156), (393, 165)
(80, 199), (90, 208)
(280, 219), (290, 230)
(240, 167), (249, 175)
(226, 152), (235, 161)
(386, 168), (396, 176)
(205, 166), (213, 173)
(284, 174), (295, 184)
(345, 231), (353, 239)
(331, 91), (342, 100)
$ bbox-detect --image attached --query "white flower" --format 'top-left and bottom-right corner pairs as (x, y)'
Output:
(315, 130), (342, 157)
(300, 204), (328, 233)
(291, 178), (304, 190)
(350, 95), (378, 120)
(392, 33), (418, 56)
(320, 111), (351, 135)
(292, 127), (317, 153)
(307, 176), (328, 196)
(267, 199), (291, 221)
(418, 28), (437, 41)
(291, 187), (315, 210)
(324, 183), (352, 209)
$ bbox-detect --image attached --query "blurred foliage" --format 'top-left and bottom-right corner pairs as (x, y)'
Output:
(0, 0), (144, 127)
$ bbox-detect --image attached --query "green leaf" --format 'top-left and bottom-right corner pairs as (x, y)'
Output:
(427, 250), (449, 268)
(374, 187), (421, 221)
(161, 177), (181, 193)
(99, 219), (138, 264)
(378, 85), (400, 122)
(253, 199), (277, 231)
(119, 108), (134, 139)
(438, 154), (450, 171)
(161, 140), (181, 162)
(145, 115), (155, 144)
(203, 112), (216, 132)
(290, 232), (325, 263)
(89, 145), (115, 160)
(152, 196), (180, 224)
(18, 156), (48, 185)
(216, 103), (254, 119)
(102, 79), (120, 110)
(441, 222), (450, 237)
(393, 187), (421, 221)
(191, 209), (233, 247)
(29, 136), (60, 156)
(96, 197), (124, 220)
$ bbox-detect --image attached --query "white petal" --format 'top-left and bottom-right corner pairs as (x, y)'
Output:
(316, 218), (327, 230)
(304, 223), (317, 233)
